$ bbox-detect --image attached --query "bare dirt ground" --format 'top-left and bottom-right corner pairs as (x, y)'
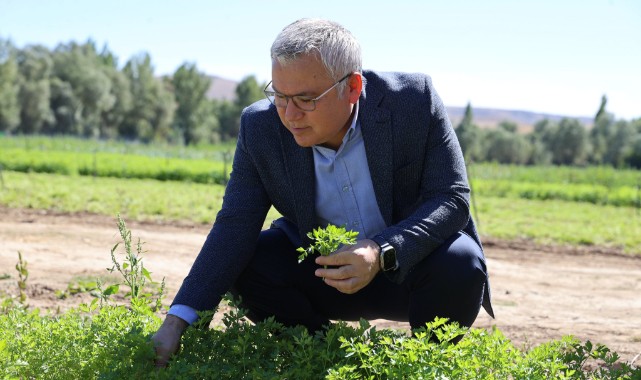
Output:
(1, 206), (640, 365)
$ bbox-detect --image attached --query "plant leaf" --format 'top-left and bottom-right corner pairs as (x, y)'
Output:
(103, 284), (119, 296)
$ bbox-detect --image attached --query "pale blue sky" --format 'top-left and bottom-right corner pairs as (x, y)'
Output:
(1, 0), (639, 119)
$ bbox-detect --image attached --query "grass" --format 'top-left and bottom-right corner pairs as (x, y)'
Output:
(471, 163), (641, 188)
(0, 171), (281, 227)
(473, 196), (641, 252)
(1, 170), (640, 254)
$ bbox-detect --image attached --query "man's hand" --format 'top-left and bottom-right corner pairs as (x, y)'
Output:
(151, 314), (188, 368)
(314, 239), (380, 294)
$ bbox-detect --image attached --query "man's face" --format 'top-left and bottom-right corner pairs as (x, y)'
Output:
(271, 54), (361, 150)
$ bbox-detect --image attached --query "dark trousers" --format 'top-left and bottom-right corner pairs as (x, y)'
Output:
(230, 226), (488, 333)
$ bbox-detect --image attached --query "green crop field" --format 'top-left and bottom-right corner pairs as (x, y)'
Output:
(0, 135), (236, 159)
(1, 135), (640, 254)
(0, 171), (283, 226)
(0, 170), (639, 253)
(0, 146), (231, 185)
(2, 136), (640, 378)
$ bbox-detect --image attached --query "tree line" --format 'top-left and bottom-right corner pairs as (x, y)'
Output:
(456, 97), (641, 169)
(1, 38), (640, 169)
(0, 39), (264, 144)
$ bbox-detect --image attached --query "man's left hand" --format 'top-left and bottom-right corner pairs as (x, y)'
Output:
(315, 239), (380, 294)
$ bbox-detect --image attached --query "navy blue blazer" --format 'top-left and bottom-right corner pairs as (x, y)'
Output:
(173, 70), (493, 318)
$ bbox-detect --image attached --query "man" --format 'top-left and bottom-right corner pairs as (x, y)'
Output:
(152, 18), (493, 367)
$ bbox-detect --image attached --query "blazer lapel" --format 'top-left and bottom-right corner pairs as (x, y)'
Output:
(359, 80), (394, 226)
(275, 74), (394, 238)
(277, 125), (316, 242)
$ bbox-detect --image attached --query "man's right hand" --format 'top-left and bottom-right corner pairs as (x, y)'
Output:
(151, 314), (189, 368)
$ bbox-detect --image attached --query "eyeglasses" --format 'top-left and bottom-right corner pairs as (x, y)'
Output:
(264, 73), (351, 111)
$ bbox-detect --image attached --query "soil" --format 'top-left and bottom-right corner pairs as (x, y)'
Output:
(1, 206), (640, 365)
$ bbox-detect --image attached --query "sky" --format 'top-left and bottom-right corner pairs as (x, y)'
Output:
(1, 0), (640, 120)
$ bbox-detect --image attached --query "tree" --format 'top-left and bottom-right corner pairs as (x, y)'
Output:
(46, 76), (78, 135)
(219, 75), (265, 140)
(121, 53), (175, 142)
(622, 118), (641, 168)
(99, 55), (132, 139)
(543, 118), (590, 166)
(216, 99), (239, 141)
(455, 102), (483, 161)
(604, 120), (636, 168)
(234, 75), (264, 110)
(623, 134), (641, 169)
(16, 45), (54, 134)
(483, 128), (531, 164)
(171, 63), (218, 144)
(48, 41), (118, 137)
(590, 94), (615, 165)
(0, 39), (21, 133)
(498, 121), (518, 133)
(528, 119), (553, 165)
(594, 94), (608, 121)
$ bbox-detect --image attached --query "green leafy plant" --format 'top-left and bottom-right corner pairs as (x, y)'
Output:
(105, 214), (165, 312)
(297, 224), (359, 263)
(15, 251), (28, 305)
(1, 217), (640, 378)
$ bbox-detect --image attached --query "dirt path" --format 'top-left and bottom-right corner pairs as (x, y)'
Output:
(1, 207), (640, 364)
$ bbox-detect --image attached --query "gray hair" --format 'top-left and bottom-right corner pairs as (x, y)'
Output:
(271, 19), (362, 94)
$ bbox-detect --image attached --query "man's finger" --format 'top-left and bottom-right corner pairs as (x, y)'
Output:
(323, 277), (360, 294)
(315, 250), (349, 266)
(315, 265), (352, 280)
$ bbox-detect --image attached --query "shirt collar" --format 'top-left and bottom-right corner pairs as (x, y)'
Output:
(344, 101), (360, 143)
(313, 101), (360, 154)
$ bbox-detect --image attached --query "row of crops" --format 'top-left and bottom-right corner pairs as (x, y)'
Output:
(0, 147), (231, 185)
(2, 137), (640, 209)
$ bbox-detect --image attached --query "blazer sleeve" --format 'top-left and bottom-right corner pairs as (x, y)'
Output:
(171, 109), (272, 312)
(376, 75), (472, 284)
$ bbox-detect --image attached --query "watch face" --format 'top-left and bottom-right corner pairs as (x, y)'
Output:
(382, 246), (397, 271)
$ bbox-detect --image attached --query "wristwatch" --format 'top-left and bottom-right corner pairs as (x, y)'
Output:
(373, 237), (399, 272)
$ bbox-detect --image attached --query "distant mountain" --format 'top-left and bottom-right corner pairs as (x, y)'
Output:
(446, 106), (594, 132)
(205, 77), (594, 131)
(206, 76), (237, 101)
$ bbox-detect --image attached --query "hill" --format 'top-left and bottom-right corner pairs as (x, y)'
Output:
(446, 106), (594, 132)
(206, 75), (237, 101)
(205, 76), (594, 131)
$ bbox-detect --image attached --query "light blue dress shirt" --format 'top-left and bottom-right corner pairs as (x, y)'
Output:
(169, 102), (386, 324)
(312, 103), (386, 239)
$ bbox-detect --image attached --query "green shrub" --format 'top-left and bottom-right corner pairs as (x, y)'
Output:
(1, 219), (639, 379)
(2, 306), (638, 379)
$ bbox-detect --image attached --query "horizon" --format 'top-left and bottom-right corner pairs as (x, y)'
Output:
(208, 74), (596, 121)
(1, 0), (639, 120)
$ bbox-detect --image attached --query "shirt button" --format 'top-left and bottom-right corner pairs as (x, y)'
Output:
(352, 221), (359, 227)
(342, 185), (349, 192)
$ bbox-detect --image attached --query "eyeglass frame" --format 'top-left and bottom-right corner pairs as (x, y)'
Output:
(263, 73), (352, 111)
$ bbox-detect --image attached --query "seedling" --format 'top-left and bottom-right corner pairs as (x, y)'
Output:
(105, 214), (165, 311)
(55, 278), (104, 300)
(15, 251), (28, 305)
(296, 224), (359, 263)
